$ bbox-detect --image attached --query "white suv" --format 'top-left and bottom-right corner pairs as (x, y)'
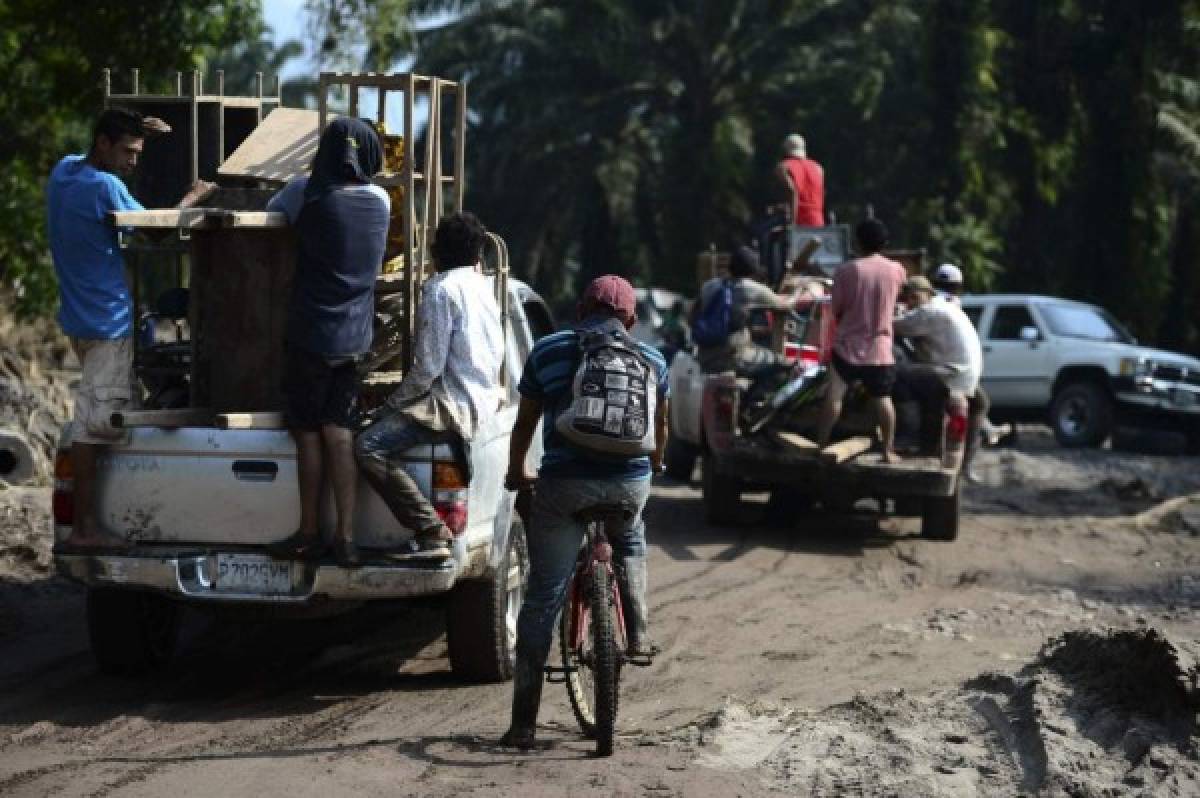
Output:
(960, 294), (1200, 451)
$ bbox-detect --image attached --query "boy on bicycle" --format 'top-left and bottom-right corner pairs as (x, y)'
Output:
(501, 275), (670, 749)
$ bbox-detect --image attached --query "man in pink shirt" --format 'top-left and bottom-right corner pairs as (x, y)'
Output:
(816, 218), (907, 461)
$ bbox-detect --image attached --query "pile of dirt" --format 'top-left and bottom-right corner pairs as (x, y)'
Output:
(682, 628), (1199, 796)
(0, 309), (73, 486)
(0, 486), (52, 583)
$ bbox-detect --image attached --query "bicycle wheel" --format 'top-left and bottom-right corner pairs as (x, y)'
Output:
(587, 564), (620, 756)
(560, 565), (621, 754)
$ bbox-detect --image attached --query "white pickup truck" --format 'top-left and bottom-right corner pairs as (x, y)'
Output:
(52, 280), (555, 681)
(960, 294), (1200, 451)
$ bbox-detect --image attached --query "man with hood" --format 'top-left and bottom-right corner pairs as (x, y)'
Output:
(265, 117), (390, 566)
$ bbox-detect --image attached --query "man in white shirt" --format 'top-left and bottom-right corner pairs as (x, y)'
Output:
(354, 212), (505, 553)
(893, 275), (983, 455)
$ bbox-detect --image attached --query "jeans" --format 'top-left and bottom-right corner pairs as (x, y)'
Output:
(515, 477), (651, 665)
(354, 408), (447, 534)
(894, 364), (989, 459)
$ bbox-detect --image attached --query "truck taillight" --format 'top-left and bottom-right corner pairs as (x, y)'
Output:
(433, 461), (468, 536)
(53, 450), (74, 526)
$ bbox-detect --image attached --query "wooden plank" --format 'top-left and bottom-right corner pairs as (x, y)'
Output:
(217, 107), (319, 185)
(216, 412), (286, 430)
(109, 210), (288, 229)
(819, 436), (873, 464)
(770, 430), (819, 454)
(111, 408), (213, 429)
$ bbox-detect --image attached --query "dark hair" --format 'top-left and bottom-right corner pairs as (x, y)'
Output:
(854, 218), (889, 254)
(729, 245), (759, 278)
(432, 211), (487, 269)
(92, 108), (146, 147)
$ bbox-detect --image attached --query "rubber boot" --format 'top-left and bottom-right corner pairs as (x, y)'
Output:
(619, 556), (659, 660)
(499, 652), (543, 749)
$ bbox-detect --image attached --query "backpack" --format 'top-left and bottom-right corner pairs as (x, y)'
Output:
(690, 279), (734, 347)
(555, 326), (658, 457)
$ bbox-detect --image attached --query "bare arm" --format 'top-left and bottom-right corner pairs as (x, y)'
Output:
(505, 396), (542, 487)
(177, 180), (216, 209)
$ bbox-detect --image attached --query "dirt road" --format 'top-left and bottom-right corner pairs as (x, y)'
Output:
(1, 428), (1198, 797)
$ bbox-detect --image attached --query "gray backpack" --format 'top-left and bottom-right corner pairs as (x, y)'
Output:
(555, 326), (657, 456)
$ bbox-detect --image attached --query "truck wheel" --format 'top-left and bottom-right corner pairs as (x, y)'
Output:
(702, 452), (742, 525)
(664, 437), (698, 481)
(87, 588), (180, 674)
(920, 479), (961, 542)
(447, 515), (529, 682)
(1050, 382), (1113, 447)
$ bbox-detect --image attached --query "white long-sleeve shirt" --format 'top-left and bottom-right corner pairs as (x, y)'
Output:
(389, 267), (505, 439)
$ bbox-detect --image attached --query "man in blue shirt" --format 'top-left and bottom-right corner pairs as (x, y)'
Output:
(47, 108), (212, 548)
(501, 275), (670, 749)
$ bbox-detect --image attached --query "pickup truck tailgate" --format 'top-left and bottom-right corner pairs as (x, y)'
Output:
(95, 428), (304, 545)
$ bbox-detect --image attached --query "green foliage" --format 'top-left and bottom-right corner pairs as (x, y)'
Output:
(0, 0), (267, 317)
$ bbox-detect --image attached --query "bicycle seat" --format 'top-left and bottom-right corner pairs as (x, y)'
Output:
(572, 502), (636, 524)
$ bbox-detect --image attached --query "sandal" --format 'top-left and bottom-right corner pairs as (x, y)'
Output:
(266, 530), (324, 560)
(415, 527), (454, 552)
(332, 537), (362, 567)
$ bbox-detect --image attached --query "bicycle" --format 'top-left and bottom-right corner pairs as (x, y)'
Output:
(544, 501), (644, 757)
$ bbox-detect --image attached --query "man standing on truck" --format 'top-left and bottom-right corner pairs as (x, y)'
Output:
(500, 275), (669, 750)
(265, 118), (390, 566)
(777, 133), (825, 227)
(815, 218), (907, 461)
(693, 245), (799, 376)
(355, 211), (505, 555)
(47, 108), (213, 549)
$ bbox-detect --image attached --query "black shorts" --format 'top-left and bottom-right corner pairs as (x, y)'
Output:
(282, 346), (361, 430)
(832, 351), (897, 398)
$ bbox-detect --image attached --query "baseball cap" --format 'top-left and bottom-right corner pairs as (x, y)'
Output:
(904, 275), (935, 296)
(933, 263), (963, 285)
(783, 133), (806, 157)
(582, 275), (637, 324)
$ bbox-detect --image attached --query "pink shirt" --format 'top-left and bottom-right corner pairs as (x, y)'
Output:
(831, 254), (907, 365)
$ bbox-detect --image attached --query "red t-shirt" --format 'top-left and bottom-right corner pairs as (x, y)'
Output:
(831, 254), (907, 366)
(782, 156), (825, 226)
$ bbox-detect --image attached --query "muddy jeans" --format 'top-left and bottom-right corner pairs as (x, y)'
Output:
(354, 407), (449, 535)
(515, 477), (651, 665)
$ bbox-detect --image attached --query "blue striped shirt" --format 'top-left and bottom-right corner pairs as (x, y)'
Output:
(518, 316), (669, 479)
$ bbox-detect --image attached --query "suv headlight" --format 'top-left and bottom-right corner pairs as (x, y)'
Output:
(1120, 357), (1153, 377)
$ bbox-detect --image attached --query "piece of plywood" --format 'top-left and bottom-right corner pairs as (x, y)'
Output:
(771, 430), (819, 454)
(111, 408), (213, 428)
(819, 435), (873, 464)
(216, 412), (286, 430)
(110, 209), (288, 229)
(217, 107), (318, 185)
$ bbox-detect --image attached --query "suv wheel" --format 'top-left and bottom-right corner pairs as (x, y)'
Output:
(1050, 382), (1113, 447)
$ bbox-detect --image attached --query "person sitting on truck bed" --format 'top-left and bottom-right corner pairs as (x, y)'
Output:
(354, 211), (505, 555)
(693, 245), (799, 376)
(47, 108), (213, 549)
(500, 275), (670, 750)
(815, 218), (907, 462)
(264, 117), (390, 567)
(893, 275), (984, 457)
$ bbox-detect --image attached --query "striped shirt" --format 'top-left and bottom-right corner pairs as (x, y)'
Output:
(518, 316), (669, 479)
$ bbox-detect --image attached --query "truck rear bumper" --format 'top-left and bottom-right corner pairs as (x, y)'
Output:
(712, 440), (958, 497)
(55, 553), (457, 603)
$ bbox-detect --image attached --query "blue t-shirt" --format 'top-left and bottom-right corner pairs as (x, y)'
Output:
(268, 176), (391, 356)
(518, 316), (670, 480)
(46, 155), (145, 339)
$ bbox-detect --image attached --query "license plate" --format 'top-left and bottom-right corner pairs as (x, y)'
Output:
(214, 553), (292, 594)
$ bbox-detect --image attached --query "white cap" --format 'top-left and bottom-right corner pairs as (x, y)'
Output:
(783, 134), (806, 158)
(934, 263), (963, 285)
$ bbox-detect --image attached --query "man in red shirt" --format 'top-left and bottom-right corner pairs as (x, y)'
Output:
(816, 218), (907, 461)
(777, 134), (824, 227)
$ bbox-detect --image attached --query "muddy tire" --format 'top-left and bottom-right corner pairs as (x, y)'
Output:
(446, 516), (529, 682)
(1050, 382), (1113, 448)
(702, 452), (741, 525)
(87, 588), (180, 675)
(664, 436), (698, 481)
(921, 479), (961, 542)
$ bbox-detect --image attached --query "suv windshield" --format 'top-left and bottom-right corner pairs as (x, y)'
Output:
(1040, 303), (1134, 344)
